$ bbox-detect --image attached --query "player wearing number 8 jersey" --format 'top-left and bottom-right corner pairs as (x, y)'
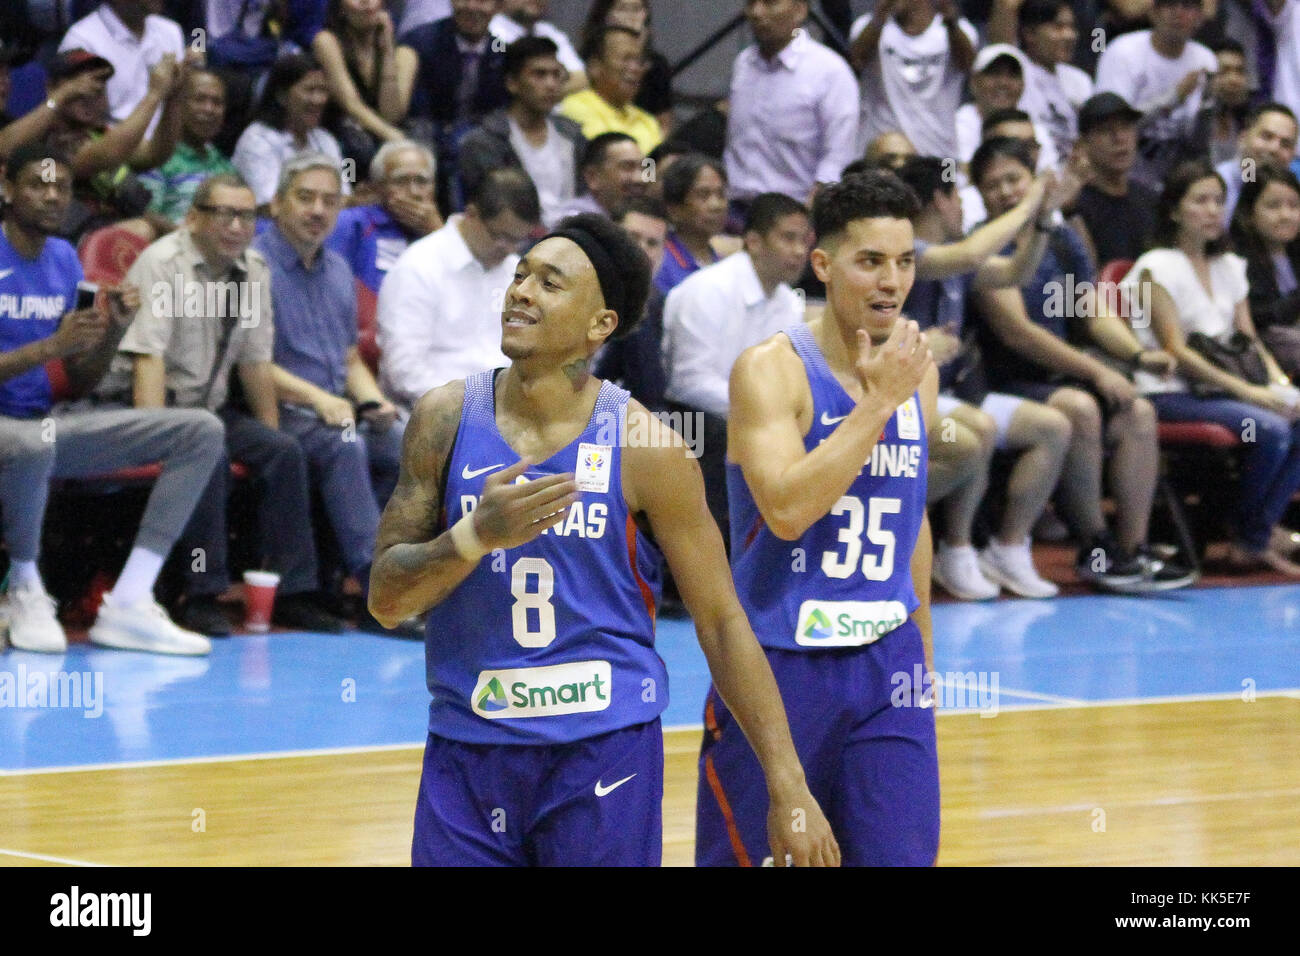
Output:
(696, 171), (941, 866)
(369, 213), (839, 866)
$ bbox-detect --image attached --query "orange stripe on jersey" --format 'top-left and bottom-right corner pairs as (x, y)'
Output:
(704, 690), (722, 741)
(704, 753), (752, 867)
(742, 514), (764, 551)
(625, 513), (656, 625)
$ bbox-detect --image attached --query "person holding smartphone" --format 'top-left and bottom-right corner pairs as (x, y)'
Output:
(0, 142), (223, 655)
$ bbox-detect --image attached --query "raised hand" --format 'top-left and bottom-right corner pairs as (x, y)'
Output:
(50, 309), (108, 357)
(853, 320), (933, 411)
(470, 459), (579, 552)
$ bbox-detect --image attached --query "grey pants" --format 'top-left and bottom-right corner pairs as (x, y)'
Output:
(0, 405), (225, 563)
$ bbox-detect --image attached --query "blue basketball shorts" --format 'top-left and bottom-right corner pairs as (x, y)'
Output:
(412, 718), (664, 866)
(695, 618), (940, 866)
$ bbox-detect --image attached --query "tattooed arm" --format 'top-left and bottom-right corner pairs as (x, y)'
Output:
(368, 378), (581, 627)
(368, 382), (468, 626)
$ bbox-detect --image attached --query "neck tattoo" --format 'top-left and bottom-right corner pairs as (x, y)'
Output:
(561, 357), (589, 390)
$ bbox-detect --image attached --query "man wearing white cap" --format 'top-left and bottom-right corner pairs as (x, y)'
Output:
(956, 44), (1060, 172)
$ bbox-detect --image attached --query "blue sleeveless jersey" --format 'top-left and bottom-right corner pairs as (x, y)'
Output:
(728, 324), (927, 652)
(426, 370), (668, 745)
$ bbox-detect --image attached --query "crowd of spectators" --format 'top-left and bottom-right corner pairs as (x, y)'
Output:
(4, 0), (1300, 655)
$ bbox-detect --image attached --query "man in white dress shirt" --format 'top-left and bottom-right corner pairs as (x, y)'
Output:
(59, 0), (185, 130)
(377, 167), (540, 409)
(662, 192), (811, 542)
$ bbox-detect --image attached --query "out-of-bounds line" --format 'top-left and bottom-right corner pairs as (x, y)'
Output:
(980, 784), (1300, 818)
(0, 741), (426, 777)
(0, 847), (108, 867)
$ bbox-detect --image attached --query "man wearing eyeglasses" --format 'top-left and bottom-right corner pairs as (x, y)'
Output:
(326, 140), (443, 299)
(103, 169), (347, 636)
(377, 166), (540, 410)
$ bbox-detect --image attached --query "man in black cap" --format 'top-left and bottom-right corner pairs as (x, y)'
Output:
(1066, 92), (1156, 268)
(368, 213), (838, 867)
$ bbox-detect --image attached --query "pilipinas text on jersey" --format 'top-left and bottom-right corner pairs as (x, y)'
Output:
(423, 370), (669, 745)
(727, 324), (927, 652)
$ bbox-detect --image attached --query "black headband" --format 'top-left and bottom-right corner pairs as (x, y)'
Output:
(543, 227), (626, 322)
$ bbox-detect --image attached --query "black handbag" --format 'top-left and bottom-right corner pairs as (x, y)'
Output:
(1185, 330), (1269, 395)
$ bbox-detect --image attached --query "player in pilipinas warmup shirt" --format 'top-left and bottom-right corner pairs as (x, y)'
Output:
(0, 229), (81, 418)
(696, 322), (940, 867)
(413, 369), (670, 865)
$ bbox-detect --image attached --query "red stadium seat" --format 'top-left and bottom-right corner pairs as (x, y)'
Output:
(77, 225), (151, 286)
(1101, 258), (1243, 562)
(356, 279), (380, 375)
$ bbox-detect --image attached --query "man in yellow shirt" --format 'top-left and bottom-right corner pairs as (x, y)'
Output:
(559, 25), (663, 154)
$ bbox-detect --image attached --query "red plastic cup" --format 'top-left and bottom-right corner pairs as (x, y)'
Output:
(242, 570), (280, 632)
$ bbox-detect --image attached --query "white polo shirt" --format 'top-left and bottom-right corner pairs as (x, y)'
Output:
(662, 251), (804, 419)
(59, 4), (185, 131)
(376, 215), (516, 408)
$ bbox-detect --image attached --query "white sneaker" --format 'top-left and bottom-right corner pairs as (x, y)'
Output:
(932, 544), (1000, 601)
(5, 582), (68, 653)
(89, 593), (211, 656)
(980, 538), (1060, 599)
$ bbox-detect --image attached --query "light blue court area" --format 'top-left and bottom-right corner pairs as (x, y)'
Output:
(2, 584), (1299, 771)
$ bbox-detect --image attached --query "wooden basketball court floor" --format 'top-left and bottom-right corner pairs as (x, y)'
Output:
(3, 584), (1299, 866)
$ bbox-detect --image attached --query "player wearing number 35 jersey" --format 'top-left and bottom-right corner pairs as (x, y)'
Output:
(696, 171), (942, 866)
(369, 214), (839, 866)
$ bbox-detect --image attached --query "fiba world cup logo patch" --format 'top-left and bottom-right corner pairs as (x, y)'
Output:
(575, 443), (613, 493)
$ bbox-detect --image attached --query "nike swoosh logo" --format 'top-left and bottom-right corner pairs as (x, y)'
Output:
(820, 411), (848, 426)
(461, 463), (504, 479)
(0, 268), (13, 281)
(594, 773), (636, 797)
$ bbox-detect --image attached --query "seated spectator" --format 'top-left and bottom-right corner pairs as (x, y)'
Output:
(377, 166), (540, 408)
(1216, 102), (1299, 222)
(492, 0), (585, 84)
(559, 24), (661, 154)
(861, 130), (916, 171)
(401, 0), (510, 211)
(327, 140), (442, 296)
(312, 0), (418, 169)
(725, 0), (858, 207)
(1, 49), (186, 241)
(138, 68), (239, 224)
(1124, 159), (1300, 574)
(549, 130), (645, 225)
(1191, 38), (1252, 167)
(104, 170), (346, 635)
(956, 45), (1058, 174)
(896, 155), (1069, 600)
(657, 153), (740, 294)
(232, 53), (350, 212)
(593, 196), (670, 409)
(661, 193), (811, 539)
(1231, 163), (1300, 376)
(0, 143), (221, 655)
(458, 35), (585, 229)
(580, 0), (675, 135)
(849, 0), (977, 160)
(1067, 92), (1158, 268)
(959, 108), (1067, 232)
(59, 0), (186, 131)
(254, 153), (412, 633)
(1005, 0), (1094, 163)
(971, 137), (1195, 592)
(644, 138), (692, 199)
(1095, 0), (1218, 190)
